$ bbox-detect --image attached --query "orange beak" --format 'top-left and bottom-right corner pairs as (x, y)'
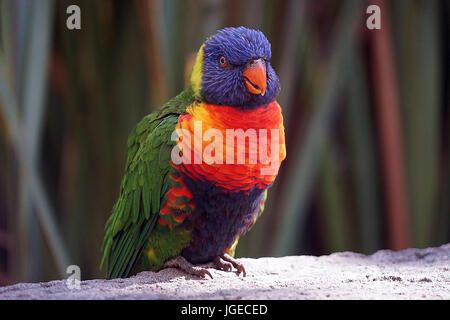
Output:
(243, 59), (267, 96)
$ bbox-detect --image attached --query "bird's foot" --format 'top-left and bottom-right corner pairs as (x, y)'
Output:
(209, 256), (233, 272)
(203, 255), (245, 277)
(220, 253), (246, 277)
(163, 256), (213, 279)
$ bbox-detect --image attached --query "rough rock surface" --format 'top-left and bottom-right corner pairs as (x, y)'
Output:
(1, 244), (449, 300)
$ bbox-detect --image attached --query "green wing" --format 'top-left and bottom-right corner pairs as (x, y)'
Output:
(100, 88), (194, 279)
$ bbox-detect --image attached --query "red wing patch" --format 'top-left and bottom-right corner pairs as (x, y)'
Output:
(158, 172), (194, 229)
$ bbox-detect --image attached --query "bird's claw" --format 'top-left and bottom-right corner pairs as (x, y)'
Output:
(192, 267), (213, 279)
(220, 253), (247, 277)
(163, 255), (246, 279)
(163, 256), (213, 279)
(212, 256), (233, 272)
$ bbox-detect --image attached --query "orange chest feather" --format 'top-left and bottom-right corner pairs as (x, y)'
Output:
(172, 101), (286, 191)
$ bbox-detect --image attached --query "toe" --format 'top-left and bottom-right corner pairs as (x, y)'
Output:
(237, 264), (246, 277)
(213, 257), (233, 272)
(200, 268), (213, 279)
(164, 256), (214, 279)
(221, 254), (247, 277)
(191, 266), (213, 279)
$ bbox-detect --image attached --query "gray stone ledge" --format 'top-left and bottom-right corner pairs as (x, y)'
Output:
(1, 243), (449, 300)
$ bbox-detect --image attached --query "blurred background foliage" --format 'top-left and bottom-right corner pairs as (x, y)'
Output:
(0, 0), (449, 284)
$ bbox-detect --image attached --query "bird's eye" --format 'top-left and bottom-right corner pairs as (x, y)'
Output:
(218, 56), (227, 68)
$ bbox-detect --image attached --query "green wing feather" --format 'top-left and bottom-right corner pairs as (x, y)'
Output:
(100, 87), (194, 279)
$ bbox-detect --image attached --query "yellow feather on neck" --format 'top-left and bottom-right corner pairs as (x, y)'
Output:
(190, 44), (205, 99)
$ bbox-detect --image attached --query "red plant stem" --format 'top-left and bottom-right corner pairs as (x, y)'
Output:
(369, 0), (410, 249)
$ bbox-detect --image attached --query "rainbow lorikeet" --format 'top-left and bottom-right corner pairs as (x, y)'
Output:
(101, 27), (286, 279)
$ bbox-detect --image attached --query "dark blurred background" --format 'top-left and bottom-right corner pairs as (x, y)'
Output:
(0, 0), (449, 284)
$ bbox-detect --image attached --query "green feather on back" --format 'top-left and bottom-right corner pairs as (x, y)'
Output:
(100, 87), (194, 279)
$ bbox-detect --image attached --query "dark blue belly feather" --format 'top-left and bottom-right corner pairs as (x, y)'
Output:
(180, 176), (266, 264)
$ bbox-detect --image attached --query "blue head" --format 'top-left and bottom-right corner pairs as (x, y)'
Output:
(190, 27), (279, 108)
